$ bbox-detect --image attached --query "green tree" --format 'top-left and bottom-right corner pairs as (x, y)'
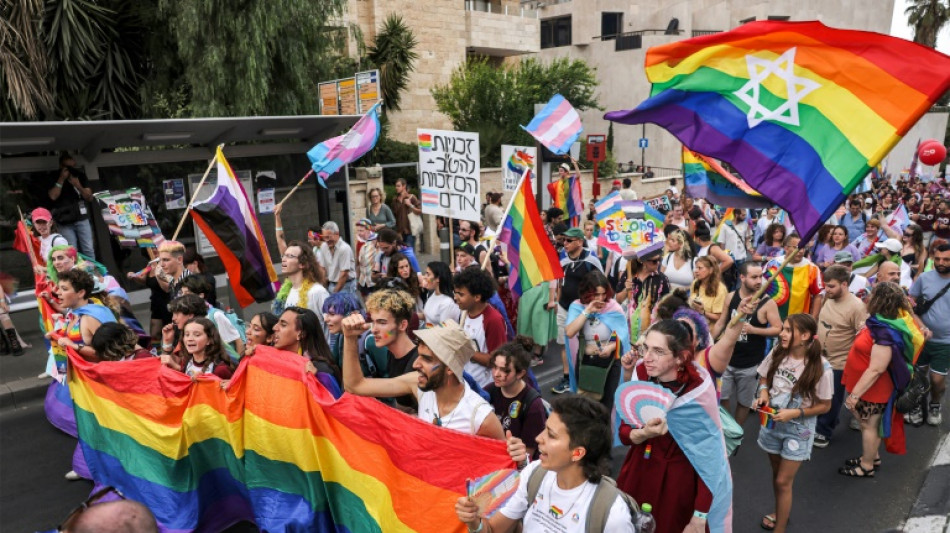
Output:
(366, 14), (418, 112)
(431, 56), (600, 165)
(144, 0), (348, 117)
(906, 0), (950, 48)
(1, 0), (53, 120)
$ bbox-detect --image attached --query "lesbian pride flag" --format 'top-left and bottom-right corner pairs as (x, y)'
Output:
(522, 94), (583, 155)
(607, 21), (950, 243)
(192, 147), (278, 307)
(307, 101), (382, 186)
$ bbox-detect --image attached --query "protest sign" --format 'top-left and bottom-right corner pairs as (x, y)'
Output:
(595, 195), (665, 258)
(94, 188), (165, 248)
(164, 178), (186, 209)
(645, 195), (672, 213)
(500, 145), (536, 191)
(418, 129), (480, 222)
(257, 188), (275, 214)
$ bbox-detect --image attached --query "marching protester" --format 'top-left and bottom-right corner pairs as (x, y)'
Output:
(50, 269), (116, 363)
(484, 339), (548, 460)
(456, 396), (635, 532)
(366, 187), (396, 232)
(271, 306), (342, 395)
(244, 311), (277, 357)
(753, 314), (833, 532)
(359, 289), (420, 411)
(850, 219), (885, 259)
(421, 261), (460, 327)
(183, 249), (218, 308)
(316, 221), (356, 293)
(174, 317), (233, 380)
(180, 275), (244, 359)
(753, 223), (787, 262)
(341, 315), (503, 438)
(29, 208), (68, 272)
(154, 241), (190, 300)
(391, 178), (422, 249)
(454, 266), (507, 388)
(390, 252), (423, 311)
(689, 256), (728, 323)
(908, 241), (950, 426)
(375, 228), (420, 278)
(661, 228), (696, 290)
(355, 218), (379, 296)
(272, 240), (330, 334)
(814, 225), (861, 269)
(321, 291), (363, 367)
(766, 234), (824, 321)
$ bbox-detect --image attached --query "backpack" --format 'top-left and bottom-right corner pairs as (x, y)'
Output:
(208, 307), (246, 365)
(525, 466), (641, 533)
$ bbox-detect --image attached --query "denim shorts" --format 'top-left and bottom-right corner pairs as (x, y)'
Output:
(757, 417), (816, 461)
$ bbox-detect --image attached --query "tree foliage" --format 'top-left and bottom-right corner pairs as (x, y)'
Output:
(366, 14), (418, 112)
(431, 56), (600, 164)
(905, 0), (950, 48)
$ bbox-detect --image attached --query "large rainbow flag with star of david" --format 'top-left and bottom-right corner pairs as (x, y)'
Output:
(606, 20), (950, 243)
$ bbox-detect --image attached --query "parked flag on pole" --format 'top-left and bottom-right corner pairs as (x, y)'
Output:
(522, 94), (583, 155)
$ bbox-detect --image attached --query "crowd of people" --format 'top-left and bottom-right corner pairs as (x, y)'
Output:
(8, 155), (950, 533)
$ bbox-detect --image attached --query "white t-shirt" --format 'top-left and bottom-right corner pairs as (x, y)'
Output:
(40, 233), (68, 264)
(423, 293), (460, 328)
(287, 283), (330, 315)
(662, 253), (694, 290)
(716, 220), (750, 261)
(499, 461), (635, 532)
(462, 312), (493, 387)
(848, 274), (869, 296)
(416, 383), (493, 435)
(757, 351), (833, 409)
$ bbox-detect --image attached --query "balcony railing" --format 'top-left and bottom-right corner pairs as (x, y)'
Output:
(465, 1), (538, 17)
(691, 29), (723, 37)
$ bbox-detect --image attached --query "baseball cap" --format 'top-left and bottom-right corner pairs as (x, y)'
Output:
(833, 251), (855, 264)
(413, 320), (474, 380)
(562, 227), (585, 239)
(31, 207), (52, 223)
(864, 198), (873, 204)
(612, 179), (622, 186)
(875, 238), (901, 253)
(559, 163), (571, 171)
(356, 218), (373, 227)
(456, 242), (477, 257)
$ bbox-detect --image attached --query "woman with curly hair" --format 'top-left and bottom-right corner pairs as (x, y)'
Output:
(617, 319), (734, 533)
(272, 240), (330, 336)
(754, 223), (788, 262)
(176, 317), (233, 380)
(690, 256), (728, 323)
(753, 314), (832, 531)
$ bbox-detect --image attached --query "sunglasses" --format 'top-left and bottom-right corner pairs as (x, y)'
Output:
(58, 486), (125, 531)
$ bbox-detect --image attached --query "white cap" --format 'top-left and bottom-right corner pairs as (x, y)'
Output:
(874, 238), (901, 253)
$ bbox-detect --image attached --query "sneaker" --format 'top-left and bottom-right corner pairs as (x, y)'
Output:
(927, 404), (942, 426)
(37, 372), (50, 379)
(530, 354), (544, 367)
(64, 470), (80, 481)
(905, 406), (925, 426)
(551, 377), (570, 394)
(813, 434), (830, 448)
(849, 417), (861, 430)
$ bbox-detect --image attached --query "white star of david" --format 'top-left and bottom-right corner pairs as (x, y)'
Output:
(733, 47), (821, 129)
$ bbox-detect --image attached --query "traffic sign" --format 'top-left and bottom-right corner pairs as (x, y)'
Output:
(638, 138), (648, 148)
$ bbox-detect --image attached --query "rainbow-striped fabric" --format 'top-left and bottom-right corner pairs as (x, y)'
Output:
(606, 20), (950, 243)
(68, 347), (513, 532)
(765, 256), (823, 319)
(499, 170), (564, 296)
(547, 174), (583, 226)
(682, 148), (772, 209)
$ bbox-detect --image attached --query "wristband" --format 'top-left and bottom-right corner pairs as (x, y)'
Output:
(467, 518), (484, 533)
(582, 310), (591, 318)
(55, 182), (64, 188)
(162, 343), (173, 350)
(799, 407), (805, 419)
(757, 384), (769, 393)
(693, 510), (708, 521)
(275, 226), (283, 231)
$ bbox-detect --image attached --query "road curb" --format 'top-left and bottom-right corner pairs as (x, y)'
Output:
(902, 432), (950, 533)
(0, 378), (49, 412)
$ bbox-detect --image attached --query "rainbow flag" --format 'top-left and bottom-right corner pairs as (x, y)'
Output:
(765, 256), (823, 319)
(712, 208), (735, 241)
(606, 20), (950, 243)
(758, 406), (777, 429)
(307, 101), (382, 185)
(546, 173), (584, 226)
(683, 148), (773, 209)
(499, 170), (564, 297)
(68, 346), (513, 532)
(192, 147), (279, 307)
(506, 149), (534, 176)
(522, 94), (583, 155)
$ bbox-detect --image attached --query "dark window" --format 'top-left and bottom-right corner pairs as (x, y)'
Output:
(601, 12), (623, 40)
(541, 16), (572, 49)
(767, 15), (790, 21)
(739, 16), (756, 24)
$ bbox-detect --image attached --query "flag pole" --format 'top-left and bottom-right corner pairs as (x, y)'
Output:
(171, 144), (224, 242)
(276, 169), (315, 209)
(478, 169), (531, 272)
(723, 246), (799, 330)
(16, 206), (40, 269)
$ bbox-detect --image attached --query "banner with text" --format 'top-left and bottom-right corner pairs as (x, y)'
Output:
(418, 129), (480, 222)
(94, 188), (165, 249)
(645, 195), (672, 213)
(500, 145), (536, 191)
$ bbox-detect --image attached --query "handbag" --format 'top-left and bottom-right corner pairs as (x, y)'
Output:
(896, 365), (930, 414)
(408, 211), (423, 235)
(913, 280), (950, 317)
(576, 337), (615, 401)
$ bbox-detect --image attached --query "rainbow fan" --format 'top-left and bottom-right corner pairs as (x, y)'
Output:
(615, 381), (676, 428)
(765, 264), (790, 307)
(467, 468), (520, 517)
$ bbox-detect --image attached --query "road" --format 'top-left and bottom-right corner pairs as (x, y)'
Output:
(2, 347), (945, 533)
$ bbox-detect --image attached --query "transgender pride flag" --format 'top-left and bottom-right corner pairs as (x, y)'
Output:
(307, 101), (382, 186)
(522, 94), (583, 155)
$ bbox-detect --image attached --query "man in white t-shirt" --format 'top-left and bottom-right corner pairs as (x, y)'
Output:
(316, 221), (355, 293)
(340, 317), (504, 439)
(716, 208), (751, 263)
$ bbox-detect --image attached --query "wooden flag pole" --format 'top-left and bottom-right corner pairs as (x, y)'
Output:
(724, 247), (799, 329)
(276, 169), (315, 208)
(171, 144), (223, 242)
(449, 218), (455, 272)
(16, 206), (40, 269)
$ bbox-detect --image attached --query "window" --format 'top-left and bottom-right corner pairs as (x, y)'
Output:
(541, 15), (572, 48)
(767, 15), (790, 21)
(601, 12), (623, 40)
(739, 16), (756, 24)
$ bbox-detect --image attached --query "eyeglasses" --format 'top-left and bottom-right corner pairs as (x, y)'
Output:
(58, 486), (124, 531)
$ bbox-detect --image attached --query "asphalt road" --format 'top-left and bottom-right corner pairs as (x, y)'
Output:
(2, 344), (945, 533)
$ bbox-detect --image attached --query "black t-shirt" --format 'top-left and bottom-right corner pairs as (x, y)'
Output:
(43, 168), (91, 219)
(725, 291), (770, 368)
(485, 383), (547, 457)
(558, 251), (600, 309)
(387, 346), (419, 410)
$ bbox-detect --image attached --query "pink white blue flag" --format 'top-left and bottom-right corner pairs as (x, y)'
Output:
(521, 94), (583, 155)
(307, 101), (382, 187)
(885, 203), (911, 232)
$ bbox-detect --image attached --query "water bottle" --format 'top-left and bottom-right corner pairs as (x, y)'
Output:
(636, 503), (656, 533)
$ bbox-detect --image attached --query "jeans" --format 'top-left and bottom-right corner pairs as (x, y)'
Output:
(58, 218), (96, 260)
(816, 369), (845, 438)
(403, 233), (416, 250)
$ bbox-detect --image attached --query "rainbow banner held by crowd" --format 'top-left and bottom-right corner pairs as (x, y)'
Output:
(68, 346), (513, 533)
(606, 20), (950, 243)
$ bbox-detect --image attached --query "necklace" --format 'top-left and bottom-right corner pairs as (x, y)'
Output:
(433, 387), (466, 427)
(545, 476), (589, 520)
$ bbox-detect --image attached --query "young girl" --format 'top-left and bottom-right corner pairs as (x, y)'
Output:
(753, 314), (833, 532)
(178, 317), (233, 380)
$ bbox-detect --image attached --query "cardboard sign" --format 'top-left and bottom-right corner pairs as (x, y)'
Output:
(94, 188), (165, 249)
(418, 129), (480, 222)
(500, 145), (536, 191)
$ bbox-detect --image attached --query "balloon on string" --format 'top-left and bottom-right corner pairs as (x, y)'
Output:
(918, 139), (947, 166)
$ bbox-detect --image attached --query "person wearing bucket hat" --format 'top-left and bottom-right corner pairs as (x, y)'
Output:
(339, 314), (504, 439)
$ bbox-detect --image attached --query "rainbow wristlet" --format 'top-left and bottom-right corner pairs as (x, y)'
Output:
(644, 444), (652, 459)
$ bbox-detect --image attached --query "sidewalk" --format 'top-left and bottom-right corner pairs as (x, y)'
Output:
(902, 432), (950, 533)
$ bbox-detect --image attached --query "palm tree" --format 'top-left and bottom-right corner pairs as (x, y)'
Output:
(0, 0), (53, 120)
(905, 0), (950, 48)
(367, 14), (419, 112)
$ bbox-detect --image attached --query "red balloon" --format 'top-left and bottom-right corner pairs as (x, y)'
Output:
(918, 139), (947, 166)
